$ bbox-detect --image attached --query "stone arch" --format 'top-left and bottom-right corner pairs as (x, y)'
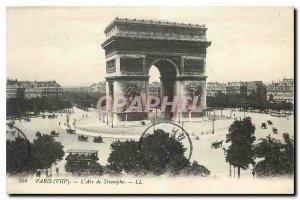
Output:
(146, 58), (180, 77)
(101, 18), (211, 123)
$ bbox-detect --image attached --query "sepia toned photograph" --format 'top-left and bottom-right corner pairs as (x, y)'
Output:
(6, 6), (294, 194)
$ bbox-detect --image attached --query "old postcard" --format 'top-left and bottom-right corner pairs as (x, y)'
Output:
(6, 6), (294, 194)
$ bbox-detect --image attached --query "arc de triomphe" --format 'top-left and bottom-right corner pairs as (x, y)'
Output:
(101, 18), (211, 124)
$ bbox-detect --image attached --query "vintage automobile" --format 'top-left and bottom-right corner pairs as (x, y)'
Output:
(211, 140), (223, 149)
(267, 120), (273, 125)
(93, 136), (103, 143)
(261, 123), (267, 129)
(272, 127), (278, 134)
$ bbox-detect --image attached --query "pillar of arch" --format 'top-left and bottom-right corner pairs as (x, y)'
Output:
(101, 18), (211, 123)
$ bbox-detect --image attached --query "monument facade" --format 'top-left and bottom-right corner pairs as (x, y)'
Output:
(101, 18), (211, 123)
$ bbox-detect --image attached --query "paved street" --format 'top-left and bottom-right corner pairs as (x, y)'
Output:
(7, 107), (294, 179)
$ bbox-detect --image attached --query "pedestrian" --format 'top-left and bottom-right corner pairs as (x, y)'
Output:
(252, 170), (255, 178)
(49, 168), (52, 177)
(56, 167), (59, 175)
(222, 147), (226, 155)
(59, 122), (61, 126)
(46, 169), (48, 177)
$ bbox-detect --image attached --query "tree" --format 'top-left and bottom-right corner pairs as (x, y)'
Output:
(254, 133), (294, 177)
(25, 134), (65, 172)
(226, 117), (256, 178)
(107, 140), (142, 174)
(175, 161), (210, 177)
(139, 129), (188, 175)
(6, 137), (31, 174)
(107, 129), (210, 176)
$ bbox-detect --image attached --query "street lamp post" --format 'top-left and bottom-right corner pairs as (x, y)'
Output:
(111, 112), (114, 128)
(243, 102), (246, 118)
(212, 109), (215, 134)
(106, 110), (109, 125)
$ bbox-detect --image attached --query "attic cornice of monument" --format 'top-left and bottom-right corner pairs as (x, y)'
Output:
(101, 35), (211, 49)
(105, 75), (150, 81)
(104, 17), (207, 34)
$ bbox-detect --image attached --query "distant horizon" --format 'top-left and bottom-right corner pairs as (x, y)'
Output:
(6, 76), (294, 88)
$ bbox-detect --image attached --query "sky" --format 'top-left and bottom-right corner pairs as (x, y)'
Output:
(7, 7), (294, 86)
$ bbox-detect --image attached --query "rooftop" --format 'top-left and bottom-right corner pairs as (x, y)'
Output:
(104, 17), (206, 33)
(66, 149), (98, 154)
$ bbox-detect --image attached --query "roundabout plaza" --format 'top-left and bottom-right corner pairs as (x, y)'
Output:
(9, 106), (294, 178)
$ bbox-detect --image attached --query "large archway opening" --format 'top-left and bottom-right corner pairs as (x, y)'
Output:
(148, 59), (178, 121)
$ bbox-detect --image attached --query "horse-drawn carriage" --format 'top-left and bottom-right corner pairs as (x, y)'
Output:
(48, 114), (58, 119)
(66, 128), (76, 134)
(267, 120), (273, 125)
(78, 134), (88, 142)
(261, 123), (267, 129)
(211, 140), (223, 149)
(50, 130), (59, 137)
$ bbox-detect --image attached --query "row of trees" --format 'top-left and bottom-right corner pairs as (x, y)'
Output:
(225, 117), (294, 178)
(6, 97), (72, 118)
(6, 90), (103, 118)
(207, 93), (293, 112)
(63, 91), (102, 111)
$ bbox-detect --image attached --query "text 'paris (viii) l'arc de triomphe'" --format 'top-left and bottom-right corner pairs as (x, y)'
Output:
(101, 18), (211, 124)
